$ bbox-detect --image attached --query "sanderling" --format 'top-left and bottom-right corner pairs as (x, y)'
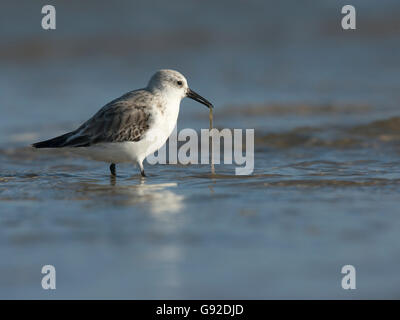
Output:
(32, 69), (213, 177)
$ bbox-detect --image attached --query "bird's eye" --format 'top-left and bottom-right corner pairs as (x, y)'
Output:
(177, 81), (183, 86)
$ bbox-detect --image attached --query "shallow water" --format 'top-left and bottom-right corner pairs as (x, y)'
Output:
(1, 0), (400, 299)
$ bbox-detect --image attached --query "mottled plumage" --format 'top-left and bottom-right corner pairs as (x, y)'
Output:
(67, 91), (152, 146)
(33, 69), (213, 177)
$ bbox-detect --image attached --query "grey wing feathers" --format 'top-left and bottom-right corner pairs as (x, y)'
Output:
(73, 105), (150, 147)
(33, 90), (152, 148)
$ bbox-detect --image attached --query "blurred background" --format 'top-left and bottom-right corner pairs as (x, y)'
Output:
(1, 0), (400, 299)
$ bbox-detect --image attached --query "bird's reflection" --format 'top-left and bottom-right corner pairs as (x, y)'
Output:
(68, 178), (186, 291)
(77, 178), (185, 215)
(110, 174), (116, 186)
(133, 180), (185, 215)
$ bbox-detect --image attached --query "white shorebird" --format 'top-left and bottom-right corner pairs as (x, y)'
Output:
(32, 69), (213, 177)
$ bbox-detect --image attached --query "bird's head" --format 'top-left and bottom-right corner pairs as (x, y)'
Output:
(147, 69), (213, 109)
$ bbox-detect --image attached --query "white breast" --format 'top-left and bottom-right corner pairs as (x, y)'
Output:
(68, 94), (182, 165)
(138, 96), (181, 159)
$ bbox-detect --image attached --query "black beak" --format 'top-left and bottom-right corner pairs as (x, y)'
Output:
(186, 88), (213, 109)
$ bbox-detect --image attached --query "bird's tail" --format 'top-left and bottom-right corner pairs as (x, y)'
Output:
(32, 132), (74, 148)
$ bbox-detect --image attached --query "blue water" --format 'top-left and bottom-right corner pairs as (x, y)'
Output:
(1, 0), (400, 299)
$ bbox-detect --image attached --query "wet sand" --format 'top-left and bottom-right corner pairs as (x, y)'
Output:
(3, 114), (400, 298)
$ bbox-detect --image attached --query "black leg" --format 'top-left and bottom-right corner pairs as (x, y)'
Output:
(138, 161), (146, 177)
(110, 163), (116, 176)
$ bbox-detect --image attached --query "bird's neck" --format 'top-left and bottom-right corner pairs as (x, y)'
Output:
(150, 88), (181, 134)
(150, 87), (182, 107)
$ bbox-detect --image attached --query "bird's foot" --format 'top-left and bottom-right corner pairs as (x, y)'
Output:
(110, 163), (116, 176)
